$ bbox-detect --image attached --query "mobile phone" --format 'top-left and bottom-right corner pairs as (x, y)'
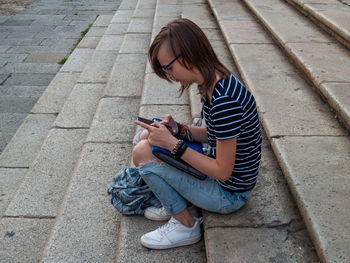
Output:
(137, 117), (155, 125)
(137, 117), (173, 133)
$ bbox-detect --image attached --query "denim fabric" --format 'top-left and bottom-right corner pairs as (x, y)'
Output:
(107, 167), (161, 215)
(132, 129), (144, 148)
(138, 161), (251, 215)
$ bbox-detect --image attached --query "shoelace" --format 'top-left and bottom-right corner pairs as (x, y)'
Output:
(158, 218), (180, 236)
(158, 207), (169, 216)
(157, 217), (203, 236)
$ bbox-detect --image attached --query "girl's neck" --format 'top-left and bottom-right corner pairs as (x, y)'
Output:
(203, 72), (222, 102)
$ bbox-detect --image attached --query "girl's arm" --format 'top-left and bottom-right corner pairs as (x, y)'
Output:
(180, 137), (236, 181)
(188, 126), (208, 143)
(134, 120), (236, 181)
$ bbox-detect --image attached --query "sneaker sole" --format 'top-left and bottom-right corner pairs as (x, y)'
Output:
(144, 206), (200, 221)
(144, 213), (171, 221)
(140, 235), (201, 250)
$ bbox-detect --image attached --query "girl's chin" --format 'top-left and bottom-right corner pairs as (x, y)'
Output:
(179, 80), (192, 85)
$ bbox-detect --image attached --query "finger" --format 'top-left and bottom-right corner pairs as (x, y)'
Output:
(162, 114), (171, 124)
(164, 115), (177, 133)
(159, 123), (173, 134)
(151, 121), (161, 128)
(134, 120), (151, 130)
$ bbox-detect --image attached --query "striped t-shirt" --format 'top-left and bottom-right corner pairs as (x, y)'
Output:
(203, 73), (262, 192)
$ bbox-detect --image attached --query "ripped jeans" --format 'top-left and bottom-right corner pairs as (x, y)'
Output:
(138, 161), (251, 215)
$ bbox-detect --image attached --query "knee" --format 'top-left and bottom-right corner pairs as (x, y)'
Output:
(139, 129), (149, 140)
(132, 139), (155, 167)
(132, 129), (149, 147)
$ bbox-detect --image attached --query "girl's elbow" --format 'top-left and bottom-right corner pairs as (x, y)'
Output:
(218, 172), (231, 181)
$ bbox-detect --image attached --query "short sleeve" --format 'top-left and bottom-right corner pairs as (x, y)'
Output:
(211, 96), (242, 140)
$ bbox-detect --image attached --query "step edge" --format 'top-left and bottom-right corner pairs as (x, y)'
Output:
(284, 0), (350, 50)
(242, 0), (350, 134)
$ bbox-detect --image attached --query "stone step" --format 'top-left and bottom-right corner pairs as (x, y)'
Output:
(0, 10), (117, 215)
(285, 0), (350, 49)
(0, 8), (109, 234)
(208, 0), (350, 262)
(96, 0), (323, 261)
(114, 0), (206, 261)
(0, 128), (88, 262)
(0, 1), (343, 263)
(0, 12), (111, 168)
(242, 0), (350, 133)
(40, 142), (131, 262)
(0, 0), (121, 155)
(52, 11), (128, 129)
(204, 134), (320, 263)
(40, 0), (157, 261)
(0, 22), (117, 261)
(181, 0), (320, 262)
(0, 2), (133, 262)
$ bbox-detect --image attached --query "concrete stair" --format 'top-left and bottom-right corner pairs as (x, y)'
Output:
(0, 0), (348, 262)
(208, 0), (350, 262)
(115, 1), (317, 261)
(114, 0), (207, 262)
(285, 0), (350, 49)
(242, 0), (350, 133)
(0, 0), (138, 261)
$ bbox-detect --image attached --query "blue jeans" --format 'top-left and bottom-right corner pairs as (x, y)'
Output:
(138, 161), (251, 215)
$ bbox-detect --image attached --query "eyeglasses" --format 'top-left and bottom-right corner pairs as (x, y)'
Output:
(162, 54), (181, 75)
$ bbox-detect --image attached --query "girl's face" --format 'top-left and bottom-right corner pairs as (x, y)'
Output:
(157, 42), (203, 86)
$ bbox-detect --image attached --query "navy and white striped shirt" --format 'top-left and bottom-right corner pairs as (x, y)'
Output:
(203, 73), (262, 192)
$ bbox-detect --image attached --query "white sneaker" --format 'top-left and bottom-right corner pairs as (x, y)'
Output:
(144, 206), (201, 221)
(144, 206), (171, 221)
(140, 217), (202, 249)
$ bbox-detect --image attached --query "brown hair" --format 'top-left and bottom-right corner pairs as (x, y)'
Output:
(148, 18), (230, 100)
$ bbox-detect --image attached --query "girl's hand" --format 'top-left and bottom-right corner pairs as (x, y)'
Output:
(134, 120), (178, 151)
(161, 114), (178, 135)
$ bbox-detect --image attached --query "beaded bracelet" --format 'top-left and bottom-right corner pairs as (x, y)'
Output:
(175, 122), (193, 142)
(171, 139), (184, 156)
(171, 139), (189, 159)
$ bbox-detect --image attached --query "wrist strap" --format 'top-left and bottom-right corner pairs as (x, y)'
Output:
(175, 142), (188, 159)
(171, 140), (188, 159)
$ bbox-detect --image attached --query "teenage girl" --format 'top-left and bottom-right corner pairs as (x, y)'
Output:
(133, 18), (262, 250)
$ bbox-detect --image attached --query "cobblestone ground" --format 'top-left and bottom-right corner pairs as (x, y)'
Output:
(0, 0), (121, 153)
(0, 0), (37, 16)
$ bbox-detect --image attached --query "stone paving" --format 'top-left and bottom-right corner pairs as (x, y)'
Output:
(0, 0), (121, 153)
